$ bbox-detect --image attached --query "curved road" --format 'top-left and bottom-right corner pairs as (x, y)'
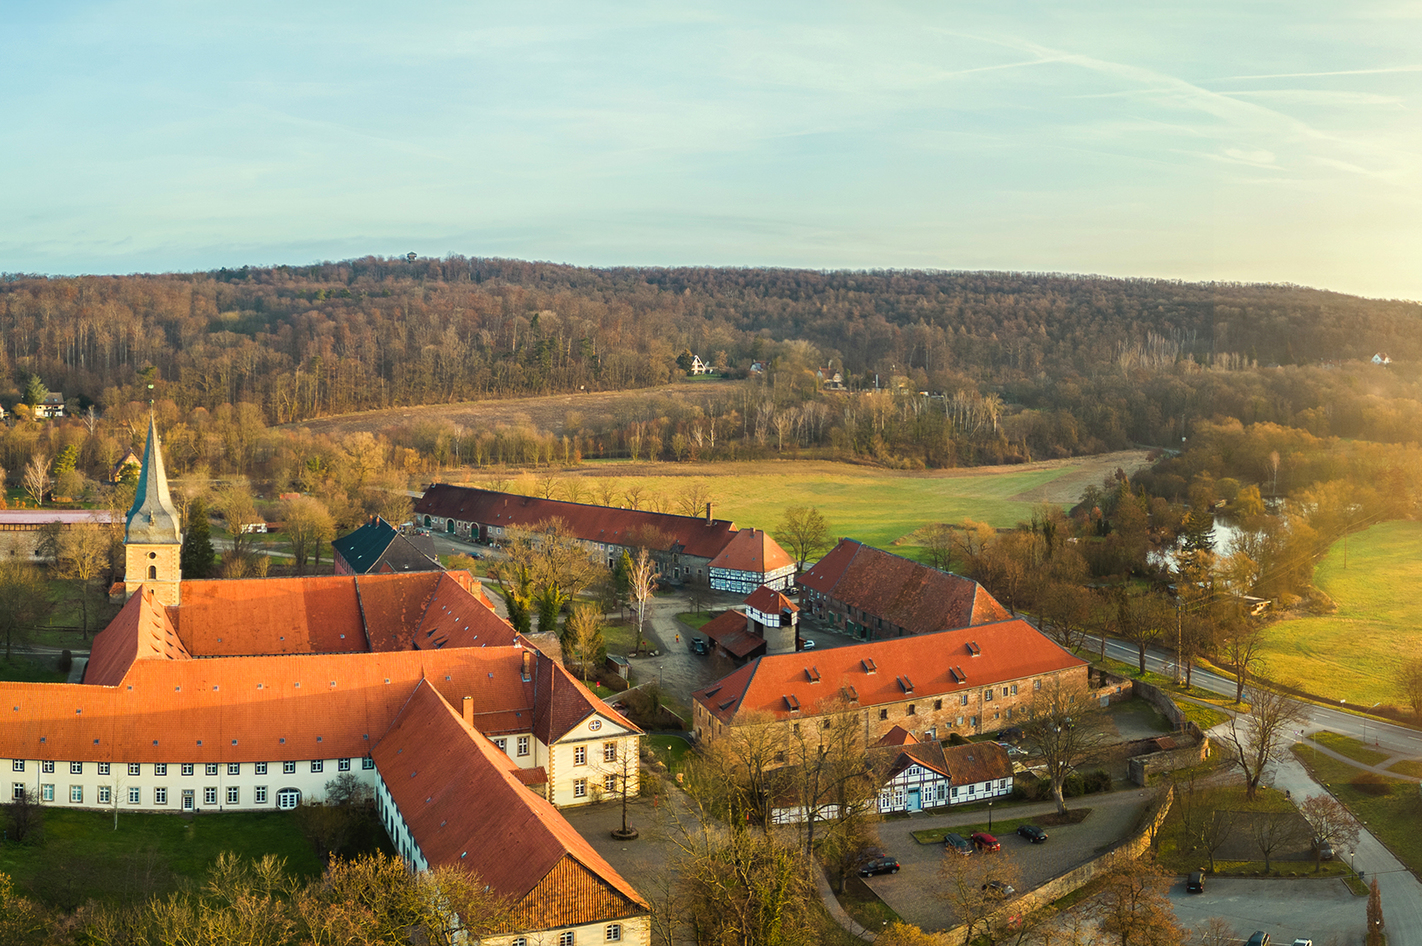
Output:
(1089, 634), (1422, 945)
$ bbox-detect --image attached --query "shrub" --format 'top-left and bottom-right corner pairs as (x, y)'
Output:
(1083, 770), (1113, 794)
(947, 732), (969, 746)
(1012, 775), (1048, 801)
(57, 649), (72, 674)
(1351, 772), (1392, 796)
(1063, 773), (1086, 798)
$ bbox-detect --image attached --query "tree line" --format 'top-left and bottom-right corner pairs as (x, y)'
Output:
(2, 258), (1420, 470)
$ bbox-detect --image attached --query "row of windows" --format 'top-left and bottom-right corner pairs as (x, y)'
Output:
(508, 922), (623, 945)
(571, 742), (621, 766)
(11, 758), (375, 775)
(571, 774), (621, 798)
(491, 736), (531, 756)
(14, 782), (304, 807)
(872, 680), (1042, 721)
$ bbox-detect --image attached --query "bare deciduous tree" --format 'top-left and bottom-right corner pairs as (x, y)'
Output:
(777, 505), (829, 570)
(282, 495), (336, 575)
(1092, 859), (1185, 946)
(565, 603), (605, 684)
(628, 547), (658, 656)
(1020, 678), (1106, 814)
(1298, 794), (1360, 873)
(1220, 683), (1309, 800)
(22, 455), (50, 507)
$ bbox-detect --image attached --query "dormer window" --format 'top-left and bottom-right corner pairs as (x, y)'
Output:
(967, 641), (981, 656)
(862, 658), (877, 675)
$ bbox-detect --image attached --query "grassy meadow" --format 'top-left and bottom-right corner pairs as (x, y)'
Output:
(1257, 521), (1422, 706)
(454, 454), (1145, 562)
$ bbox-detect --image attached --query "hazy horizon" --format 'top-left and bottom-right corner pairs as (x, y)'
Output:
(4, 2), (1419, 301)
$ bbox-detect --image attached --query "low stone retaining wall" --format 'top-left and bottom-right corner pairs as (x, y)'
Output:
(936, 787), (1176, 945)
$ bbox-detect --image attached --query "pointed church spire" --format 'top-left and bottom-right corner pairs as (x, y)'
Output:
(125, 414), (181, 544)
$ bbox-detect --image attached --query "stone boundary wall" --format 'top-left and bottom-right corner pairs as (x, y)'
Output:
(937, 786), (1176, 946)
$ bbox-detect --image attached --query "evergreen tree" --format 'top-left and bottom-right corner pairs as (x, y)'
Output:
(22, 375), (47, 409)
(181, 499), (215, 579)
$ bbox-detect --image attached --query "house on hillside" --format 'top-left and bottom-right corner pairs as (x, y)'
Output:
(816, 367), (845, 390)
(690, 354), (711, 375)
(691, 618), (1089, 747)
(1372, 352), (1392, 366)
(797, 539), (1008, 641)
(333, 516), (441, 575)
(35, 393), (65, 419)
(109, 448), (142, 483)
(414, 484), (795, 590)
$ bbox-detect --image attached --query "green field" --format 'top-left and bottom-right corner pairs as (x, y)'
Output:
(464, 454), (1143, 561)
(1258, 521), (1422, 706)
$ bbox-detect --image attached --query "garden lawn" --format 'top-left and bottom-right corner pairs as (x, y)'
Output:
(646, 734), (693, 773)
(1259, 521), (1422, 706)
(676, 611), (714, 630)
(1291, 744), (1422, 877)
(0, 809), (323, 907)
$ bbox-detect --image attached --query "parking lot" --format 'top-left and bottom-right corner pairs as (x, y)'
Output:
(1169, 876), (1363, 944)
(860, 791), (1154, 930)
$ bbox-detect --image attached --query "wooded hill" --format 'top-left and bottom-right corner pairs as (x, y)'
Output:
(2, 259), (1419, 468)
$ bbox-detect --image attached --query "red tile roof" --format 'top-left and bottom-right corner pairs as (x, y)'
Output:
(743, 586), (798, 616)
(693, 619), (1086, 725)
(940, 741), (1013, 785)
(416, 484), (739, 560)
(173, 577), (368, 655)
(876, 740), (950, 780)
(797, 539), (1009, 634)
(531, 648), (637, 745)
(85, 589), (191, 686)
(874, 725), (919, 747)
(373, 681), (647, 925)
(698, 610), (766, 660)
(708, 528), (794, 574)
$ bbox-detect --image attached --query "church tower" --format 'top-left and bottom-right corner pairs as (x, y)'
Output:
(124, 415), (183, 606)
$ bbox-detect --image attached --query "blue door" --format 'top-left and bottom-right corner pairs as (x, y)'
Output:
(907, 788), (921, 812)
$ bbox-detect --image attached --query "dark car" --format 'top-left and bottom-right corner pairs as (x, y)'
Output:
(998, 726), (1024, 742)
(1017, 824), (1048, 843)
(859, 857), (900, 877)
(944, 833), (974, 856)
(1187, 870), (1205, 893)
(1312, 837), (1335, 861)
(981, 879), (1016, 899)
(970, 831), (1001, 852)
(691, 637), (708, 655)
(1246, 933), (1271, 946)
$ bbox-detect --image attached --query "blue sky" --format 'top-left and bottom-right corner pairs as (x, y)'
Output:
(3, 1), (1420, 299)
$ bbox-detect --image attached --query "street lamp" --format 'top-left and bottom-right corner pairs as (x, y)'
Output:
(988, 800), (994, 832)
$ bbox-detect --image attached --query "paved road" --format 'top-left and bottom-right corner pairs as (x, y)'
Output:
(1093, 634), (1422, 946)
(1169, 877), (1361, 944)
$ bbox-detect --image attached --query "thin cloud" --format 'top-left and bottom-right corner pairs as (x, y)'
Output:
(1222, 65), (1422, 79)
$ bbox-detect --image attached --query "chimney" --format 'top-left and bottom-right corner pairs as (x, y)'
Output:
(706, 502), (713, 524)
(462, 695), (473, 728)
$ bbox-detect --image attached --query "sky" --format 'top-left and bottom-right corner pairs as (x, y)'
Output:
(2, 1), (1420, 299)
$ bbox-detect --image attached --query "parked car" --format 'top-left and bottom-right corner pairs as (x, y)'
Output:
(998, 726), (1024, 742)
(1186, 870), (1205, 893)
(944, 833), (974, 856)
(1290, 940), (1312, 946)
(997, 742), (1027, 757)
(970, 832), (1001, 852)
(1017, 824), (1048, 843)
(1246, 933), (1271, 946)
(981, 880), (1016, 898)
(1312, 837), (1335, 861)
(859, 857), (900, 877)
(800, 638), (816, 650)
(691, 637), (708, 655)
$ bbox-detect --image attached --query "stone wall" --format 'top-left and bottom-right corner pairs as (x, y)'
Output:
(938, 787), (1176, 945)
